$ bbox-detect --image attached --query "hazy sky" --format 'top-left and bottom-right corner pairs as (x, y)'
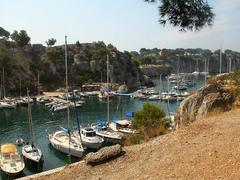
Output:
(1, 0), (240, 52)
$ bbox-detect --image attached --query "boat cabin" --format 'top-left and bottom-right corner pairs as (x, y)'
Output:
(81, 128), (96, 137)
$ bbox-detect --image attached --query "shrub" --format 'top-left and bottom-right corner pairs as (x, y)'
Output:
(124, 103), (167, 145)
(132, 103), (165, 129)
(123, 133), (144, 146)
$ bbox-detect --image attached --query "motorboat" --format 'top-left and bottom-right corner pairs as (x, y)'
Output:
(0, 101), (17, 109)
(91, 121), (123, 144)
(0, 144), (25, 176)
(73, 127), (104, 150)
(148, 95), (160, 101)
(109, 119), (135, 134)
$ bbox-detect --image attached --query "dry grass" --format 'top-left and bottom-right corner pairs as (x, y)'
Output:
(123, 124), (167, 146)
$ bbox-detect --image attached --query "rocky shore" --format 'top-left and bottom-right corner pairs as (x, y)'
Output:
(20, 108), (240, 179)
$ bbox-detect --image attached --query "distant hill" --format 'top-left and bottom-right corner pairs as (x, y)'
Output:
(131, 48), (240, 77)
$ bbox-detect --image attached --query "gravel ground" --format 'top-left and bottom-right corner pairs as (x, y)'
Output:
(32, 109), (240, 180)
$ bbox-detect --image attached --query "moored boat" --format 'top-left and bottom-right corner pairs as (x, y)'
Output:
(47, 127), (84, 158)
(74, 127), (104, 150)
(91, 121), (123, 144)
(0, 144), (25, 177)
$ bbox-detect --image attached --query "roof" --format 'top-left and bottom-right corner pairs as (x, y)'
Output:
(1, 144), (17, 153)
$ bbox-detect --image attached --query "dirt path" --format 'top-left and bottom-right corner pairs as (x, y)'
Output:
(34, 109), (240, 180)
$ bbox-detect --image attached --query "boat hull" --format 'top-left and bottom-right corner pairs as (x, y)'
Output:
(49, 140), (83, 158)
(96, 132), (122, 144)
(22, 145), (43, 166)
(47, 131), (84, 158)
(82, 140), (103, 150)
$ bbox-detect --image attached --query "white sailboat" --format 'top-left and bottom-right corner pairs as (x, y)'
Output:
(47, 36), (84, 158)
(92, 55), (123, 144)
(22, 89), (43, 165)
(0, 143), (25, 176)
(0, 68), (17, 109)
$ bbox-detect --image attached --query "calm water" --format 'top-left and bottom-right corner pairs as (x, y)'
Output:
(0, 76), (205, 179)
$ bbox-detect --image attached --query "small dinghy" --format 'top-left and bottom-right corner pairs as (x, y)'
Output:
(16, 138), (24, 146)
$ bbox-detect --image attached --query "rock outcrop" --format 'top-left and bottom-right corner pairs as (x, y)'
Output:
(85, 144), (123, 165)
(175, 76), (236, 128)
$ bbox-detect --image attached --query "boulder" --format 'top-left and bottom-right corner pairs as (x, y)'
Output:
(175, 81), (235, 128)
(85, 144), (123, 165)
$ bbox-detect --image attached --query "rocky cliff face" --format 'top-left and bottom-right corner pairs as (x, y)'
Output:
(175, 74), (236, 128)
(139, 65), (172, 77)
(73, 52), (152, 89)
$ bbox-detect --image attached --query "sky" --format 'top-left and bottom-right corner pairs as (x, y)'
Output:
(1, 0), (240, 52)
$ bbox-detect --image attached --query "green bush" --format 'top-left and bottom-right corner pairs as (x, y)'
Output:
(132, 103), (166, 129)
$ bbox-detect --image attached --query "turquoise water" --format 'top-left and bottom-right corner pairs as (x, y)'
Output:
(0, 77), (205, 179)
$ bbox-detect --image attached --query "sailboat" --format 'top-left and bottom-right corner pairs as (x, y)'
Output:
(22, 89), (43, 166)
(0, 68), (17, 109)
(92, 55), (123, 144)
(46, 36), (84, 158)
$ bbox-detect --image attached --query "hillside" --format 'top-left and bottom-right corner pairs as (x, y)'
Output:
(29, 108), (240, 179)
(0, 40), (149, 96)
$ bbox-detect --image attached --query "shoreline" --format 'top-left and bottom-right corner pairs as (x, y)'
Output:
(17, 109), (240, 179)
(18, 161), (85, 180)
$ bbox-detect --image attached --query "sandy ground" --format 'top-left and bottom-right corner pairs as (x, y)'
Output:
(31, 109), (240, 180)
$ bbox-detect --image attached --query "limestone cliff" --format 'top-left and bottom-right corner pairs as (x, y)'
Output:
(175, 74), (237, 128)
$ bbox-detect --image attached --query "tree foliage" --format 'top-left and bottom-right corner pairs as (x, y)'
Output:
(0, 27), (10, 39)
(46, 38), (57, 47)
(145, 0), (215, 31)
(76, 41), (81, 48)
(132, 103), (165, 129)
(10, 30), (31, 47)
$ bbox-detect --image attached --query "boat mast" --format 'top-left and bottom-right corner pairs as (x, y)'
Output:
(27, 88), (34, 145)
(107, 54), (110, 124)
(159, 74), (162, 95)
(229, 57), (232, 73)
(205, 57), (207, 85)
(65, 36), (71, 162)
(37, 71), (40, 96)
(0, 73), (2, 99)
(73, 91), (82, 141)
(219, 48), (222, 74)
(3, 67), (5, 98)
(177, 55), (180, 92)
(19, 78), (22, 97)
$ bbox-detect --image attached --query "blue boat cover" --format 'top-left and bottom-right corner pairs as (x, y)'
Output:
(97, 120), (108, 127)
(100, 86), (111, 92)
(60, 126), (70, 134)
(125, 112), (134, 118)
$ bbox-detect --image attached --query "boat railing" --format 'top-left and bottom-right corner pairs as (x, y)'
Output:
(45, 125), (62, 136)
